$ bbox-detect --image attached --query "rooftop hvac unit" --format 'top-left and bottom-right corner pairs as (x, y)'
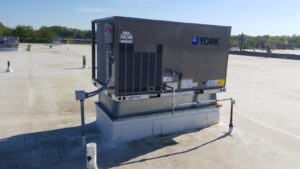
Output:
(0, 36), (19, 51)
(91, 16), (231, 118)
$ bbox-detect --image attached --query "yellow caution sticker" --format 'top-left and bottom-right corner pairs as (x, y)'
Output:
(206, 79), (226, 87)
(217, 79), (225, 86)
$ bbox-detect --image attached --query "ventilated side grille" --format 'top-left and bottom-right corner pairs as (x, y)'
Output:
(118, 43), (126, 93)
(156, 45), (163, 91)
(118, 44), (163, 95)
(133, 52), (141, 92)
(141, 52), (148, 92)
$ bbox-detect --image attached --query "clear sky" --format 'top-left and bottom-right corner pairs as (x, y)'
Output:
(0, 0), (299, 35)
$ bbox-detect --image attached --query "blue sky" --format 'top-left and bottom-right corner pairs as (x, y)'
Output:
(0, 0), (299, 35)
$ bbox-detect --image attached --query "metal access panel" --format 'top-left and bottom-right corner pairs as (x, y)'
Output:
(92, 16), (231, 96)
(0, 36), (19, 48)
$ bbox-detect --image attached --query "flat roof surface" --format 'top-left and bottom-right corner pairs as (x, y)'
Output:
(0, 44), (300, 169)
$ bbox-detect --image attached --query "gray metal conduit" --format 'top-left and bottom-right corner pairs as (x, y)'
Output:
(163, 84), (235, 134)
(217, 98), (235, 134)
(164, 84), (176, 116)
(173, 97), (235, 134)
(75, 81), (109, 145)
(175, 98), (235, 134)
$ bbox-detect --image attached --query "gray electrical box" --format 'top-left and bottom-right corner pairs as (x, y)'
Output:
(92, 16), (231, 97)
(104, 23), (113, 43)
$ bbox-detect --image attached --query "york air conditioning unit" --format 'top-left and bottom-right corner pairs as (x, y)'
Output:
(91, 16), (231, 142)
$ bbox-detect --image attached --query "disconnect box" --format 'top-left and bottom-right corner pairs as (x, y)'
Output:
(92, 16), (231, 97)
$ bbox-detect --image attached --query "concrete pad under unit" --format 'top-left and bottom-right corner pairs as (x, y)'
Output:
(95, 103), (219, 142)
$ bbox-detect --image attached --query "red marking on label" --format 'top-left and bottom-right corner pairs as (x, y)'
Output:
(106, 27), (112, 33)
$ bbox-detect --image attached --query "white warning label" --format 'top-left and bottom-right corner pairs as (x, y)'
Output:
(206, 80), (218, 87)
(166, 82), (178, 90)
(181, 78), (198, 89)
(181, 78), (193, 89)
(163, 76), (173, 82)
(120, 31), (133, 43)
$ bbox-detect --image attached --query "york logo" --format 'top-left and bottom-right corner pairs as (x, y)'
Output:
(192, 37), (219, 46)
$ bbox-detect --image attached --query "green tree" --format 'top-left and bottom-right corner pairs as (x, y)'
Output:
(3, 22), (299, 48)
(0, 22), (4, 36)
(230, 36), (240, 48)
(36, 26), (54, 43)
(0, 22), (12, 36)
(11, 25), (34, 42)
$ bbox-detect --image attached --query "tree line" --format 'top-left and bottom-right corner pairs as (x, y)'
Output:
(1, 22), (300, 49)
(231, 34), (300, 50)
(0, 22), (92, 43)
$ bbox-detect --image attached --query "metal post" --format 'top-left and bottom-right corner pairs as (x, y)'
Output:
(91, 21), (96, 80)
(75, 86), (107, 146)
(228, 98), (234, 134)
(164, 84), (176, 116)
(26, 44), (31, 51)
(240, 33), (244, 52)
(172, 88), (175, 116)
(82, 55), (87, 68)
(80, 100), (86, 145)
(217, 97), (235, 134)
